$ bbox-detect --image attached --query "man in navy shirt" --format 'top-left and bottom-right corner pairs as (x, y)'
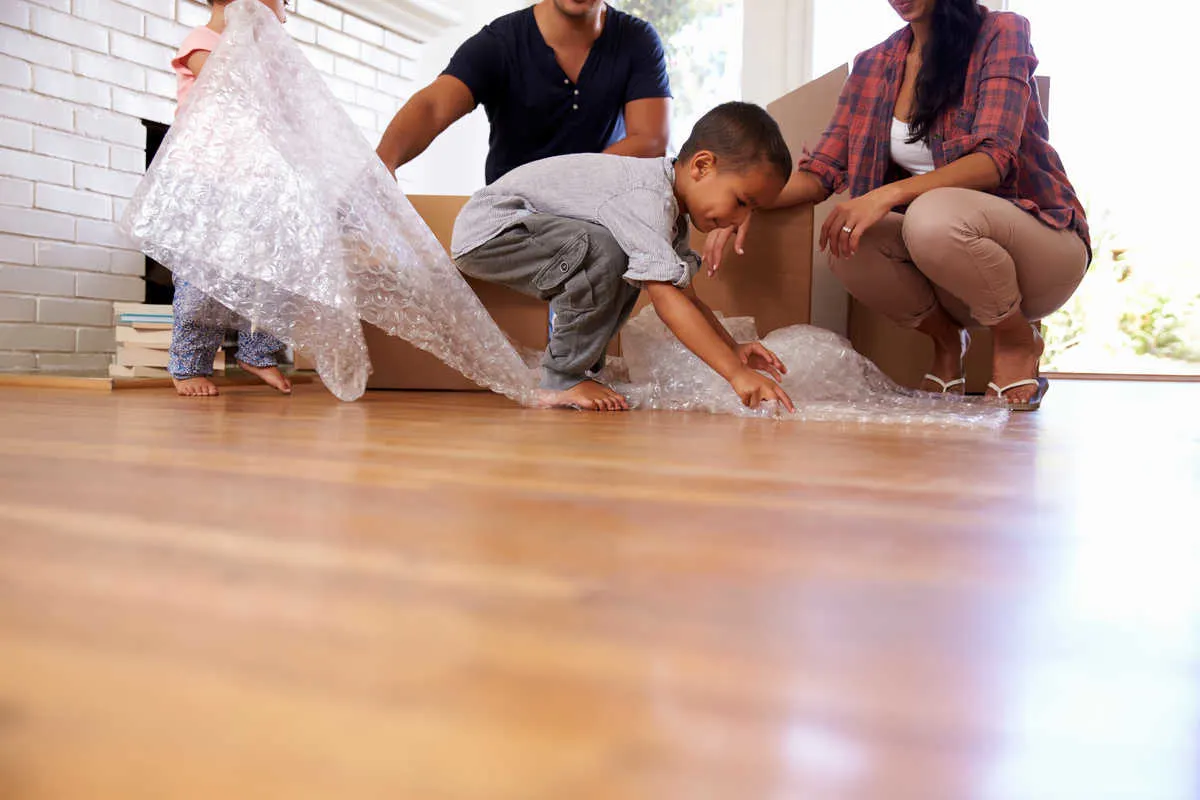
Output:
(376, 0), (672, 184)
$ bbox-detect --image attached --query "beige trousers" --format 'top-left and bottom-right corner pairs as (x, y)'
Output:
(831, 188), (1088, 328)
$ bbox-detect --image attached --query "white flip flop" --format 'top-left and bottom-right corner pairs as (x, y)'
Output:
(922, 374), (966, 394)
(987, 376), (1049, 412)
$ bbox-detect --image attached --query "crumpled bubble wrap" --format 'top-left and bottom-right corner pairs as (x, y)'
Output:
(121, 0), (539, 403)
(615, 308), (1009, 429)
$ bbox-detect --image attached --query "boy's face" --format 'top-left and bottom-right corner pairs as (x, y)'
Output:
(678, 152), (785, 234)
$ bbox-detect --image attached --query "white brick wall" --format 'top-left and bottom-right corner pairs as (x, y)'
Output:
(0, 53), (33, 89)
(38, 352), (113, 370)
(0, 294), (37, 322)
(0, 177), (35, 206)
(35, 128), (110, 166)
(38, 296), (114, 325)
(0, 0), (424, 371)
(37, 241), (115, 271)
(0, 119), (35, 150)
(35, 183), (112, 219)
(75, 50), (148, 91)
(0, 235), (36, 264)
(0, 266), (77, 296)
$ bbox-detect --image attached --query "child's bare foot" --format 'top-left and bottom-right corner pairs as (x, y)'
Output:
(237, 361), (292, 394)
(173, 376), (219, 397)
(540, 379), (628, 411)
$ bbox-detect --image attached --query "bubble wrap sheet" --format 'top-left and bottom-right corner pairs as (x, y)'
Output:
(121, 0), (539, 403)
(614, 308), (1009, 429)
(121, 1), (1005, 429)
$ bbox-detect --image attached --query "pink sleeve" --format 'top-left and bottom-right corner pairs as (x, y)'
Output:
(172, 26), (222, 75)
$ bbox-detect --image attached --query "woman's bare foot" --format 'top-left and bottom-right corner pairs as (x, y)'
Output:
(237, 361), (292, 394)
(173, 376), (219, 397)
(989, 315), (1044, 405)
(917, 306), (969, 393)
(539, 379), (629, 411)
(924, 328), (970, 394)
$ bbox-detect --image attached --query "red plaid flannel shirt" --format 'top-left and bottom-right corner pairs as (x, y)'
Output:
(800, 10), (1090, 254)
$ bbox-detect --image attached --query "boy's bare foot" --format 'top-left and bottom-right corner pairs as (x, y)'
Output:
(173, 376), (219, 397)
(540, 379), (629, 411)
(237, 361), (292, 394)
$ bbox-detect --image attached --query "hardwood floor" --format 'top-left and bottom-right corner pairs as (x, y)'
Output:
(0, 380), (1197, 800)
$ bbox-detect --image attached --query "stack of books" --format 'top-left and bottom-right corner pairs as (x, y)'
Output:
(109, 303), (225, 378)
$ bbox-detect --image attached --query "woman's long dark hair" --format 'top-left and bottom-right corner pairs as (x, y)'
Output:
(908, 0), (986, 144)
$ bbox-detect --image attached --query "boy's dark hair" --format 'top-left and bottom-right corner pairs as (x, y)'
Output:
(677, 102), (792, 182)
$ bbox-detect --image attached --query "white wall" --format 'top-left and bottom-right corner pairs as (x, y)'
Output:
(745, 0), (1009, 100)
(398, 0), (525, 196)
(0, 0), (424, 372)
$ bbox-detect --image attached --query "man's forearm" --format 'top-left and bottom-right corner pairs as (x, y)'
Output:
(376, 97), (440, 172)
(602, 132), (668, 158)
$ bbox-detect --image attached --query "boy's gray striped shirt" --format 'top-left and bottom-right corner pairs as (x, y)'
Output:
(451, 154), (700, 288)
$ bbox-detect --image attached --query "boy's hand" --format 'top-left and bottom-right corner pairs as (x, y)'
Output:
(734, 341), (787, 382)
(702, 216), (750, 277)
(730, 368), (795, 413)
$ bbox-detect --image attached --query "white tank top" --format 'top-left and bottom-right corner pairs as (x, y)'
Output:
(891, 117), (935, 175)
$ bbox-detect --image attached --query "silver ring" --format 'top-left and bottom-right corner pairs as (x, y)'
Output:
(842, 225), (854, 234)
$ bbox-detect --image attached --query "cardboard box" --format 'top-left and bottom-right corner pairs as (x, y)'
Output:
(666, 65), (851, 337)
(680, 203), (814, 336)
(363, 195), (549, 390)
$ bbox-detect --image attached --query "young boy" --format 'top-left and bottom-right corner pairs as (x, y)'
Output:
(452, 101), (796, 412)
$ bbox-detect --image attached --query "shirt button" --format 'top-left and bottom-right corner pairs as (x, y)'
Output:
(559, 262), (569, 272)
(573, 89), (579, 95)
(563, 79), (569, 85)
(572, 104), (578, 110)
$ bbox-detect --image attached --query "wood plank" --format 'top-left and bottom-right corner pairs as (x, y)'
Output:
(0, 373), (114, 391)
(0, 381), (1196, 800)
(0, 372), (317, 392)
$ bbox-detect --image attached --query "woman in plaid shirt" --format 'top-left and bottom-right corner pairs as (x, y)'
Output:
(707, 0), (1089, 411)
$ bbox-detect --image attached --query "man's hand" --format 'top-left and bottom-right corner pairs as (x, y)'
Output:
(734, 341), (787, 382)
(730, 367), (795, 412)
(702, 215), (750, 277)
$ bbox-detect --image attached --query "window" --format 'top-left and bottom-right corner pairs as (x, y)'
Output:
(613, 0), (744, 152)
(1007, 0), (1200, 375)
(811, 0), (904, 79)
